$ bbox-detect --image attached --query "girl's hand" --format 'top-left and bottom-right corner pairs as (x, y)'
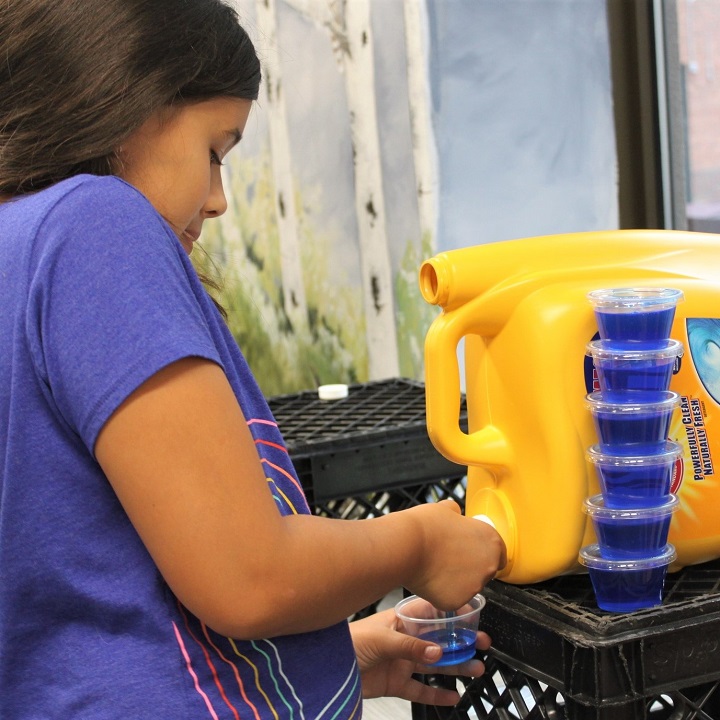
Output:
(349, 607), (491, 705)
(403, 500), (506, 610)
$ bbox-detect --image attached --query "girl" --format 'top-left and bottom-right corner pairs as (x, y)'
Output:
(0, 1), (506, 717)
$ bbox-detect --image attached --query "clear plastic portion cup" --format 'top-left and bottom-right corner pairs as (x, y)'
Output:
(585, 391), (680, 455)
(586, 339), (683, 401)
(578, 543), (676, 613)
(584, 493), (678, 559)
(394, 594), (485, 667)
(586, 442), (682, 508)
(587, 287), (683, 348)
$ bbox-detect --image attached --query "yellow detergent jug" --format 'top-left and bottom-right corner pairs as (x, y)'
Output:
(420, 229), (720, 584)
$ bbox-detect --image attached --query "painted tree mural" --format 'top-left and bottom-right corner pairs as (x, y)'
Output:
(198, 0), (617, 396)
(196, 0), (437, 394)
(256, 0), (309, 335)
(279, 0), (401, 380)
(403, 0), (438, 246)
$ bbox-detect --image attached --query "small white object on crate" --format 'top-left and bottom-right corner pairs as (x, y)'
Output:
(317, 384), (349, 401)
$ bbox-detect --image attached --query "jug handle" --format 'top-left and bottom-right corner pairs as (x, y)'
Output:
(424, 300), (513, 470)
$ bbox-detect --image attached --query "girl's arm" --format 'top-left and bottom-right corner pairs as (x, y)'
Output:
(95, 357), (505, 639)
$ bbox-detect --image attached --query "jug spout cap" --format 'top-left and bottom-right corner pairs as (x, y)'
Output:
(473, 514), (496, 530)
(469, 491), (515, 576)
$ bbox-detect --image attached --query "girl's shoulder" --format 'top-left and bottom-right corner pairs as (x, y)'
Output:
(4, 174), (161, 236)
(1, 174), (183, 272)
(27, 174), (176, 250)
(38, 174), (154, 216)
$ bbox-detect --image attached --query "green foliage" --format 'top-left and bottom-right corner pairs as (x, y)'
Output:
(193, 150), (368, 396)
(395, 230), (440, 381)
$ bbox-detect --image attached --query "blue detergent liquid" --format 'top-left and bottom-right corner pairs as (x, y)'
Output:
(596, 307), (675, 345)
(595, 516), (672, 558)
(590, 566), (666, 613)
(599, 464), (674, 507)
(594, 411), (673, 454)
(419, 628), (477, 667)
(598, 361), (674, 398)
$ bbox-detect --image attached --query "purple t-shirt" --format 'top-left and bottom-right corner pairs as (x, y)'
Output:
(0, 175), (361, 719)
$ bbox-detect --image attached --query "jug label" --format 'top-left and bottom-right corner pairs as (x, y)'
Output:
(678, 396), (712, 482)
(663, 318), (719, 548)
(671, 319), (719, 491)
(584, 331), (602, 393)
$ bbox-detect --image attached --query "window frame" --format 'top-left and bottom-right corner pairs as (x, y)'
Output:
(607, 0), (687, 230)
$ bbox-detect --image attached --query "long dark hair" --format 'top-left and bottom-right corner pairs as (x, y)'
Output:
(0, 0), (261, 196)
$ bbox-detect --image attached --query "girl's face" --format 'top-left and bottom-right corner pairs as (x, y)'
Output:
(117, 97), (252, 254)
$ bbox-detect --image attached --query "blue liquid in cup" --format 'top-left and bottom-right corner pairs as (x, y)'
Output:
(593, 411), (673, 453)
(592, 515), (672, 558)
(597, 360), (674, 398)
(587, 391), (679, 456)
(587, 288), (683, 348)
(595, 464), (674, 508)
(587, 443), (681, 508)
(587, 339), (682, 401)
(579, 544), (676, 613)
(585, 494), (677, 559)
(395, 594), (485, 667)
(595, 307), (676, 347)
(588, 564), (668, 613)
(419, 628), (477, 666)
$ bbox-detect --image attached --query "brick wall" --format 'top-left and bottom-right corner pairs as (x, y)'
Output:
(677, 0), (720, 204)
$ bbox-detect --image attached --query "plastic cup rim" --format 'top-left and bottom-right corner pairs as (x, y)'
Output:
(586, 338), (683, 360)
(579, 543), (677, 570)
(583, 493), (679, 518)
(395, 594), (486, 624)
(586, 390), (680, 412)
(587, 287), (683, 311)
(586, 441), (683, 465)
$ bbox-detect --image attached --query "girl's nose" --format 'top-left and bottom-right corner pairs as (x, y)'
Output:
(205, 168), (228, 218)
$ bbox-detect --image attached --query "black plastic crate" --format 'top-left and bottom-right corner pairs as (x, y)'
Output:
(413, 657), (720, 719)
(309, 478), (468, 521)
(414, 557), (720, 719)
(268, 378), (468, 505)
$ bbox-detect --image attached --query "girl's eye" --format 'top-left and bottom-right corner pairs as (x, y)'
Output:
(210, 150), (224, 166)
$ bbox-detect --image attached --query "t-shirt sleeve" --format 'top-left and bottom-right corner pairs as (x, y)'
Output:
(26, 177), (222, 453)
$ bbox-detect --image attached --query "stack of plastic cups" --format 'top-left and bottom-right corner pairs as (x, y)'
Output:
(579, 288), (684, 612)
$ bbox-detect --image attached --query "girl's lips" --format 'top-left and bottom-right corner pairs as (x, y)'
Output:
(185, 228), (201, 243)
(180, 228), (201, 254)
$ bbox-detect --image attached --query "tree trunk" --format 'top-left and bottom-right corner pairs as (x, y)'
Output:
(282, 0), (400, 379)
(256, 0), (309, 333)
(342, 0), (400, 379)
(403, 0), (438, 248)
